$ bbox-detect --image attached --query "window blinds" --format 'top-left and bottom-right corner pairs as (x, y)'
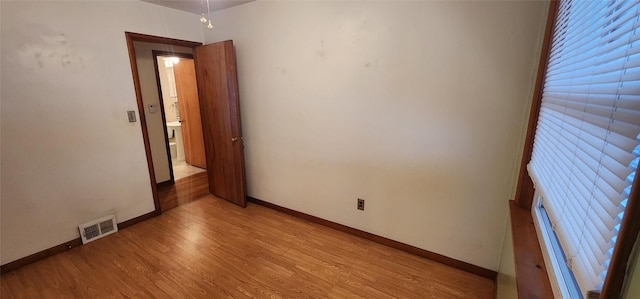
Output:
(528, 0), (640, 295)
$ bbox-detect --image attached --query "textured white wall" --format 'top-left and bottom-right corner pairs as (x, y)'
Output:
(0, 1), (202, 264)
(206, 1), (548, 270)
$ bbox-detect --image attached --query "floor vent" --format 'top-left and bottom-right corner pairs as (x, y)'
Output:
(78, 215), (118, 244)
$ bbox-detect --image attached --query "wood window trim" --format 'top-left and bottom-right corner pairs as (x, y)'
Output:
(513, 0), (558, 211)
(511, 1), (640, 298)
(507, 4), (557, 297)
(602, 173), (640, 298)
(509, 200), (554, 299)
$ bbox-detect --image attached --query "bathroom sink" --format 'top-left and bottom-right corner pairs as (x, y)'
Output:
(166, 121), (181, 128)
(166, 121), (184, 162)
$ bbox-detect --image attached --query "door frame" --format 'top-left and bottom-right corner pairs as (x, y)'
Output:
(124, 32), (202, 213)
(151, 50), (195, 186)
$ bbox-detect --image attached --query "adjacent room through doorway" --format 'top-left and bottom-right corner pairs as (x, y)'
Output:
(154, 52), (206, 182)
(126, 33), (247, 213)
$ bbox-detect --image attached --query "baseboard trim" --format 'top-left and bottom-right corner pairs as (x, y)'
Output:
(0, 238), (83, 274)
(118, 210), (162, 230)
(248, 196), (497, 280)
(1, 210), (161, 274)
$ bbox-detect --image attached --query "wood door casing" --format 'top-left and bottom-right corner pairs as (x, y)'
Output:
(194, 40), (246, 207)
(174, 59), (206, 169)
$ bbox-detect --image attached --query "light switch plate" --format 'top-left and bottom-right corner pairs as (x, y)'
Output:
(127, 111), (136, 122)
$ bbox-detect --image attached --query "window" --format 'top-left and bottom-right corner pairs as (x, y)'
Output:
(527, 0), (640, 297)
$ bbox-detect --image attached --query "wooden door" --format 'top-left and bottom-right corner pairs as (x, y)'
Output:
(174, 59), (206, 169)
(194, 40), (247, 207)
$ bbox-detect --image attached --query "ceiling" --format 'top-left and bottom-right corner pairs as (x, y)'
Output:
(140, 0), (253, 15)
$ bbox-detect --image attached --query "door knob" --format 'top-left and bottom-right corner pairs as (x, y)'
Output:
(232, 136), (243, 142)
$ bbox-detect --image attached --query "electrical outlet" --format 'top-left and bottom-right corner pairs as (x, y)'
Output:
(357, 198), (365, 211)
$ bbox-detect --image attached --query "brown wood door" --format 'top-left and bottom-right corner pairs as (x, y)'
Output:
(194, 40), (246, 207)
(174, 59), (206, 169)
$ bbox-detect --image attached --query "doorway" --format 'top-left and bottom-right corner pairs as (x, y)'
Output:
(152, 51), (206, 182)
(125, 32), (247, 213)
(129, 39), (208, 212)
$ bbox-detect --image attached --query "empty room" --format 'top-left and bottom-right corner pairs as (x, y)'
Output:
(1, 0), (639, 298)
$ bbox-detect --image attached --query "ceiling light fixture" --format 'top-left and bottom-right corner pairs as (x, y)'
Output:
(205, 0), (213, 30)
(163, 57), (180, 67)
(199, 0), (207, 23)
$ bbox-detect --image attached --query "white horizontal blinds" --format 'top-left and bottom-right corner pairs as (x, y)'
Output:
(528, 0), (640, 295)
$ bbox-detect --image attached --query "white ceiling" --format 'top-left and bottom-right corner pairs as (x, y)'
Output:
(140, 0), (253, 15)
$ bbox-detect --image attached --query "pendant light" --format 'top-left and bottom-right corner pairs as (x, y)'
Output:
(206, 0), (213, 30)
(199, 0), (208, 24)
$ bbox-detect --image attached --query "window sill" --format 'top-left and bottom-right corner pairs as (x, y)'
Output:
(509, 200), (554, 299)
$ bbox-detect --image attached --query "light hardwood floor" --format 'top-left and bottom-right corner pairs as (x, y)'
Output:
(158, 171), (209, 211)
(1, 196), (495, 298)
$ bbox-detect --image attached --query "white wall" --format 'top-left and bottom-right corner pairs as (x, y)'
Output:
(496, 215), (518, 298)
(134, 42), (193, 183)
(206, 1), (548, 270)
(158, 60), (178, 123)
(0, 1), (202, 264)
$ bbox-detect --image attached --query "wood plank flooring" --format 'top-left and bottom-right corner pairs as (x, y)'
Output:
(0, 196), (495, 298)
(158, 171), (209, 211)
